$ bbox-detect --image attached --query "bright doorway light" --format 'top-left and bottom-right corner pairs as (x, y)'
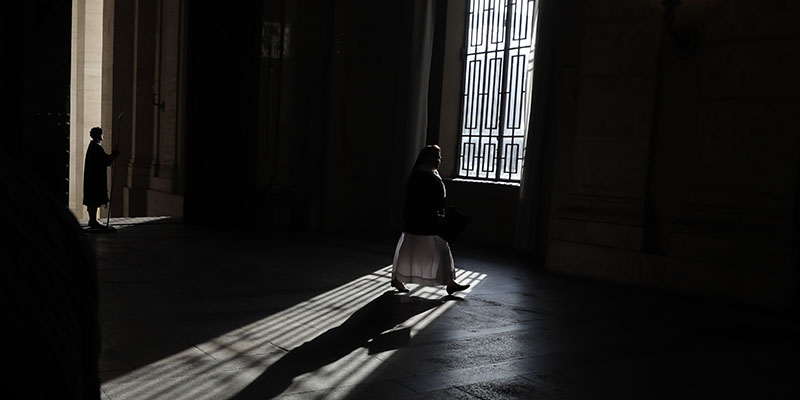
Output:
(69, 0), (104, 220)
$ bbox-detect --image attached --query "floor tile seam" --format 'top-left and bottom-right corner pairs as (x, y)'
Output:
(456, 292), (532, 307)
(272, 378), (402, 399)
(448, 368), (565, 397)
(395, 324), (551, 348)
(519, 372), (574, 397)
(101, 355), (275, 396)
(98, 368), (138, 387)
(389, 377), (421, 396)
(99, 337), (136, 370)
(193, 343), (214, 359)
(195, 340), (289, 366)
(386, 356), (548, 396)
(104, 343), (277, 384)
(461, 298), (555, 317)
(127, 347), (266, 371)
(103, 367), (246, 400)
(450, 306), (539, 326)
(100, 311), (530, 350)
(101, 335), (116, 348)
(112, 310), (324, 354)
(100, 386), (114, 400)
(103, 360), (259, 386)
(404, 328), (541, 348)
(224, 303), (382, 344)
(104, 355), (216, 379)
(268, 340), (290, 352)
(387, 354), (544, 383)
(367, 351), (418, 376)
(451, 384), (491, 400)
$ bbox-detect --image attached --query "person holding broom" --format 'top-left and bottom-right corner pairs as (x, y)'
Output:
(83, 127), (119, 229)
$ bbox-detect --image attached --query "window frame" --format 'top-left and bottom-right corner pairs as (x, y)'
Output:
(453, 0), (539, 184)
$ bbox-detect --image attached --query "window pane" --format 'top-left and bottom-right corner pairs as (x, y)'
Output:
(457, 0), (538, 183)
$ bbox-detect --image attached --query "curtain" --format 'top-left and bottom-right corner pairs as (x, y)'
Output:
(514, 0), (555, 252)
(390, 0), (435, 231)
(404, 0), (435, 175)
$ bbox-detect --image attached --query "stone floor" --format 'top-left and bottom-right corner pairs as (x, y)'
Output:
(90, 218), (799, 399)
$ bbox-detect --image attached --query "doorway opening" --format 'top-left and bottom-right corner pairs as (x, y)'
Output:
(69, 0), (105, 221)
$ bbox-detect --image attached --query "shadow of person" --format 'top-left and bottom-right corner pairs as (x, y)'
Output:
(232, 291), (444, 399)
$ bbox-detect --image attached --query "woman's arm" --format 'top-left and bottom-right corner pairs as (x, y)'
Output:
(103, 147), (120, 166)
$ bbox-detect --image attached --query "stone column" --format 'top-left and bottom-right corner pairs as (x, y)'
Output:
(106, 0), (135, 217)
(548, 1), (662, 283)
(147, 0), (185, 216)
(124, 0), (157, 216)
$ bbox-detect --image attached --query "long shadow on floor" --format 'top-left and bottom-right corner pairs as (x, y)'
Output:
(95, 219), (400, 383)
(233, 291), (444, 399)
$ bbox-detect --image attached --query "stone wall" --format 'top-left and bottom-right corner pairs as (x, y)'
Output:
(98, 0), (799, 307)
(103, 0), (186, 219)
(545, 0), (800, 307)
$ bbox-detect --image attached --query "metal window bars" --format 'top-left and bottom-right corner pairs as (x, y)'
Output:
(456, 0), (539, 182)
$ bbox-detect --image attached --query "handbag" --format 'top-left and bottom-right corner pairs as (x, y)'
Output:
(438, 206), (469, 244)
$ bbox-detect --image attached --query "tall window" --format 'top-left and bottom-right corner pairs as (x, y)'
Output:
(457, 0), (539, 182)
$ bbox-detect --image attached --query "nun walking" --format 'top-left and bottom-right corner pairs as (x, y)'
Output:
(391, 145), (470, 295)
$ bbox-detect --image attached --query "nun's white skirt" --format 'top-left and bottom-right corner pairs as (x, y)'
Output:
(392, 232), (454, 286)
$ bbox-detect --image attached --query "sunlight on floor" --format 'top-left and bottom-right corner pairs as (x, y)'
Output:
(83, 216), (172, 230)
(101, 265), (487, 399)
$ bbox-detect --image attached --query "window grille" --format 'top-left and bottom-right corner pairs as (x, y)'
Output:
(456, 0), (539, 182)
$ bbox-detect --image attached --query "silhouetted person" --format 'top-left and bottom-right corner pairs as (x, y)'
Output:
(1, 149), (101, 399)
(391, 145), (470, 294)
(83, 127), (119, 228)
